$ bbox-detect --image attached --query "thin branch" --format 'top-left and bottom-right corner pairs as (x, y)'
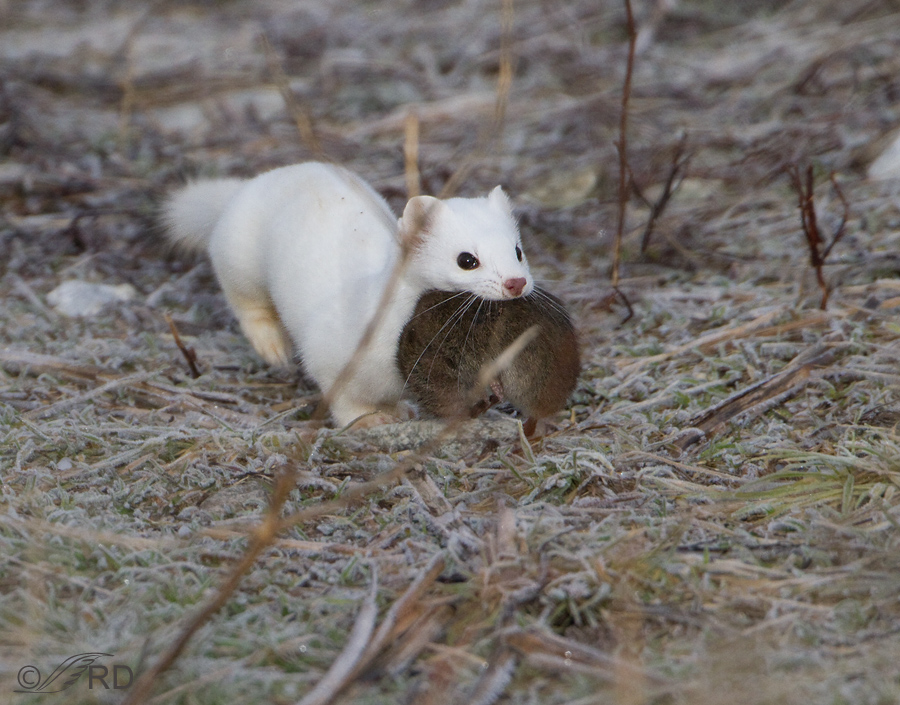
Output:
(786, 164), (848, 310)
(164, 313), (201, 378)
(822, 172), (849, 260)
(611, 0), (637, 290)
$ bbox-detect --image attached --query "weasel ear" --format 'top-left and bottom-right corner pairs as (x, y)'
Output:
(488, 185), (513, 214)
(398, 195), (442, 249)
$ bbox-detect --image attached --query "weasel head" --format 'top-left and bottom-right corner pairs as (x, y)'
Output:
(398, 186), (533, 300)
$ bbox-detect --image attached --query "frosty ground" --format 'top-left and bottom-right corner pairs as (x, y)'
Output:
(2, 1), (900, 703)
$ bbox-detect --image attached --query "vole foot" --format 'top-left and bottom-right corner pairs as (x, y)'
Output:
(469, 393), (501, 418)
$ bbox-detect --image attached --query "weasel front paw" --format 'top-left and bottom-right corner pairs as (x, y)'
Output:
(330, 396), (401, 429)
(345, 411), (402, 429)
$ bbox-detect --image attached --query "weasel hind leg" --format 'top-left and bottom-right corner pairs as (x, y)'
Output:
(231, 298), (293, 367)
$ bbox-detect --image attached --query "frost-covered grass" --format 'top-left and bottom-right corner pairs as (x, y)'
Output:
(2, 1), (900, 703)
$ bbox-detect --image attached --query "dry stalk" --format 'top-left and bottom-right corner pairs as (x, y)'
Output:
(785, 164), (849, 310)
(164, 313), (201, 378)
(118, 46), (137, 141)
(121, 467), (298, 705)
(676, 345), (838, 452)
(439, 0), (514, 198)
(405, 110), (421, 198)
(262, 33), (326, 160)
(295, 567), (380, 705)
(111, 0), (163, 140)
(609, 0), (637, 322)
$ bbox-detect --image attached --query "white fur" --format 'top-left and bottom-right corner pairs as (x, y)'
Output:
(162, 162), (533, 426)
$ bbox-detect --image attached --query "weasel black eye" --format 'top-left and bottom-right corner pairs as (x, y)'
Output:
(515, 246), (523, 262)
(457, 252), (479, 270)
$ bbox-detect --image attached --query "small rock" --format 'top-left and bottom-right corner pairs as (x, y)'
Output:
(47, 280), (137, 317)
(522, 166), (598, 208)
(868, 129), (900, 180)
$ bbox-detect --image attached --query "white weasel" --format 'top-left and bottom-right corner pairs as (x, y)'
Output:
(163, 162), (533, 426)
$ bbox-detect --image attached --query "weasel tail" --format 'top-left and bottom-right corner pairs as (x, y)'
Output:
(163, 178), (246, 252)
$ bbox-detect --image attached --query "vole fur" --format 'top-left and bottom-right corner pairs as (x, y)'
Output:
(397, 287), (580, 435)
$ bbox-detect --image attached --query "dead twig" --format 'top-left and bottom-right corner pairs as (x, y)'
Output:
(676, 345), (839, 451)
(164, 313), (201, 378)
(785, 164), (849, 310)
(610, 0), (637, 323)
(823, 171), (850, 260)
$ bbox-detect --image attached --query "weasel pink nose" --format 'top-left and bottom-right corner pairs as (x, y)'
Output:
(503, 277), (527, 297)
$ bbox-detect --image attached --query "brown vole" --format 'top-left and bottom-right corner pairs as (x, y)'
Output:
(397, 288), (580, 435)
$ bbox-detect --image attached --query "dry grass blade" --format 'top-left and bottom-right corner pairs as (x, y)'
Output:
(405, 110), (421, 198)
(262, 33), (326, 159)
(25, 370), (154, 420)
(381, 604), (455, 677)
(616, 308), (832, 373)
(439, 0), (514, 198)
(475, 325), (539, 394)
(462, 649), (517, 705)
(678, 345), (837, 450)
(121, 467), (298, 705)
(164, 313), (201, 378)
(504, 627), (661, 683)
(295, 567), (380, 705)
(0, 349), (102, 380)
(354, 552), (446, 669)
(618, 451), (744, 483)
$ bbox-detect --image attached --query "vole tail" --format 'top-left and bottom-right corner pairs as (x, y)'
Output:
(162, 178), (246, 252)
